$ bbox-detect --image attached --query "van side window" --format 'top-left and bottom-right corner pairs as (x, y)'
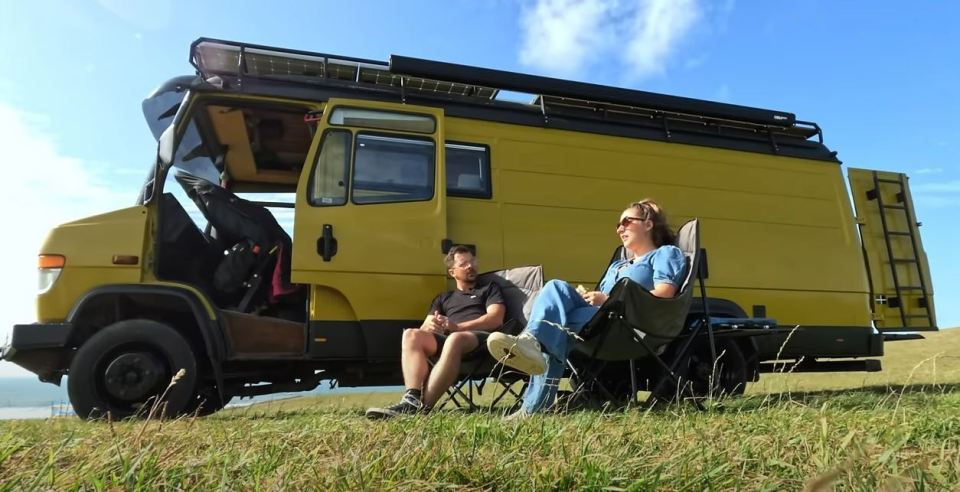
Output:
(446, 143), (491, 199)
(352, 133), (435, 204)
(309, 130), (351, 206)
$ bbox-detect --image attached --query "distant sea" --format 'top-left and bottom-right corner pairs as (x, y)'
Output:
(0, 377), (399, 420)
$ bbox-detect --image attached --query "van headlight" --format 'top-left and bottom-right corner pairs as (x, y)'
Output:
(38, 255), (65, 294)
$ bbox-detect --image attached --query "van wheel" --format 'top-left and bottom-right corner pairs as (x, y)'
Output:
(683, 339), (748, 399)
(68, 319), (198, 420)
(185, 385), (230, 416)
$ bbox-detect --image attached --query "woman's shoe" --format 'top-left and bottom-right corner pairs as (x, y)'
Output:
(487, 332), (547, 375)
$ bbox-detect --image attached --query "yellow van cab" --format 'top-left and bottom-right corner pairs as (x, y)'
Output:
(1, 38), (935, 418)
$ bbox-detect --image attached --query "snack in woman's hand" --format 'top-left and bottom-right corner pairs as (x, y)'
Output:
(575, 284), (588, 295)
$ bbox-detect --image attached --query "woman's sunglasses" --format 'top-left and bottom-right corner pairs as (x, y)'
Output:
(617, 216), (646, 229)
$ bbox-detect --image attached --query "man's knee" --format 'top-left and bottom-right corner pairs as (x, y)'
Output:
(441, 331), (478, 355)
(402, 328), (430, 349)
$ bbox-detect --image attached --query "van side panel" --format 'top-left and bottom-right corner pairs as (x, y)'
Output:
(444, 116), (872, 330)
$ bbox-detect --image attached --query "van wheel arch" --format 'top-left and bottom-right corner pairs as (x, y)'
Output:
(67, 285), (226, 392)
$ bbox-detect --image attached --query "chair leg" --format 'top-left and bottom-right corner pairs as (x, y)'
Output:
(631, 331), (706, 411)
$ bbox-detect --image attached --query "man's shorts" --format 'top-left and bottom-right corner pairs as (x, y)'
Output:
(432, 330), (490, 358)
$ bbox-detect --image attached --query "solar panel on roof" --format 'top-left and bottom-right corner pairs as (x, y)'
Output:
(192, 40), (497, 101)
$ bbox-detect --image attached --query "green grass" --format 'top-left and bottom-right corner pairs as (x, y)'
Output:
(2, 329), (959, 490)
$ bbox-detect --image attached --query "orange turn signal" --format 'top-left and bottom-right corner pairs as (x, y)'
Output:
(38, 255), (66, 269)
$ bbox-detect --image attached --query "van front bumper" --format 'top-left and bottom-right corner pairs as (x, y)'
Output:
(2, 323), (75, 383)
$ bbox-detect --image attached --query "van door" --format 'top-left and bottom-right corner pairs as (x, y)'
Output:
(292, 99), (448, 359)
(847, 168), (937, 331)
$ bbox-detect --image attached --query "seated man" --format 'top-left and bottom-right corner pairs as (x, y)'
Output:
(366, 245), (506, 419)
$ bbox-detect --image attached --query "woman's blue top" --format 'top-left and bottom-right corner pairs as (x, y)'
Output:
(597, 245), (687, 294)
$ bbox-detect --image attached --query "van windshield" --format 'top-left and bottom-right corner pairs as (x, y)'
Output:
(171, 119), (222, 184)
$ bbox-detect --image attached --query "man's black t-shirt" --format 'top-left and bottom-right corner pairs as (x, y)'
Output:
(427, 282), (505, 324)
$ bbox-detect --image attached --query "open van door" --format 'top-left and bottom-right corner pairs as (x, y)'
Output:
(292, 99), (448, 359)
(848, 168), (937, 331)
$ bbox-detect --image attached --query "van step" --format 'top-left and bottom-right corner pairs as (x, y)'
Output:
(759, 359), (882, 373)
(883, 333), (926, 342)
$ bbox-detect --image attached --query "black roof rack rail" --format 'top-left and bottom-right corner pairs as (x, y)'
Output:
(184, 38), (834, 161)
(389, 55), (796, 128)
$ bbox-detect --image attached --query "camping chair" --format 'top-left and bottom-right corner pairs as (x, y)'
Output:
(567, 219), (719, 410)
(432, 265), (543, 412)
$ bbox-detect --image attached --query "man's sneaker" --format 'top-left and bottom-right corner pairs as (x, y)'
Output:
(487, 332), (547, 375)
(365, 395), (422, 419)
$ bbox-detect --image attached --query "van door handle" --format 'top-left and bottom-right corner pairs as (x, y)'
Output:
(317, 224), (338, 261)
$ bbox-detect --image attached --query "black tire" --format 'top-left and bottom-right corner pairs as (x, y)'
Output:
(68, 319), (198, 420)
(184, 385), (230, 417)
(682, 338), (749, 399)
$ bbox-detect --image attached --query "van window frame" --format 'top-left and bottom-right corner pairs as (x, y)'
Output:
(306, 128), (353, 207)
(445, 141), (492, 199)
(350, 131), (437, 206)
(328, 106), (437, 134)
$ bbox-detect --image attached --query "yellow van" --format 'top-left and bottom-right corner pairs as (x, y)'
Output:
(1, 38), (936, 418)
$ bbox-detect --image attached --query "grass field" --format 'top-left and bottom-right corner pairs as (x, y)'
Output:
(2, 329), (959, 490)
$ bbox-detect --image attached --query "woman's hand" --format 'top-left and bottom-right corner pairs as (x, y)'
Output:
(582, 291), (608, 306)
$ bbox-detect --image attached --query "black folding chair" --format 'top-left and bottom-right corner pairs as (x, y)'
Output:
(432, 265), (543, 412)
(567, 219), (719, 409)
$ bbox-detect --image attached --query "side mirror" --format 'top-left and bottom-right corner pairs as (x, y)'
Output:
(158, 124), (176, 166)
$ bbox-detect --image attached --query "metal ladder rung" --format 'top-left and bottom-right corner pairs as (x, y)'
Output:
(877, 178), (902, 184)
(896, 286), (923, 290)
(890, 258), (918, 263)
(881, 204), (906, 210)
(903, 314), (932, 318)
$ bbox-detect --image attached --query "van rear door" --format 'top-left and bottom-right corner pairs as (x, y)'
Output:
(848, 168), (937, 331)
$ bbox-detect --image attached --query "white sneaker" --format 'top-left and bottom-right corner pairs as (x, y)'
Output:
(503, 408), (534, 421)
(487, 332), (547, 375)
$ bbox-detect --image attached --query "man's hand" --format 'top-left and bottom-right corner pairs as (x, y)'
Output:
(582, 291), (608, 307)
(421, 311), (448, 334)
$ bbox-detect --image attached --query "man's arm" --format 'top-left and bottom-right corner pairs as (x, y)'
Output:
(451, 303), (505, 332)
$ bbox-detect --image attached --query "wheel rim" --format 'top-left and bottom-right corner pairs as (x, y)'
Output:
(101, 351), (167, 403)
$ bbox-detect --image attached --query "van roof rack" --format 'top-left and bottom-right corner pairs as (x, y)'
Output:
(189, 38), (823, 144)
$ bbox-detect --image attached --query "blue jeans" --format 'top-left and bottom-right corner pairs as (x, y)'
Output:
(521, 279), (599, 413)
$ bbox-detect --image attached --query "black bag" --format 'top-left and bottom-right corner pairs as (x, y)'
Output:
(213, 240), (258, 295)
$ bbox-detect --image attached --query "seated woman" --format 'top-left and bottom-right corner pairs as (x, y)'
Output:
(486, 199), (686, 416)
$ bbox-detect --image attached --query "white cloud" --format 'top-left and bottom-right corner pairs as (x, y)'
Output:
(912, 180), (960, 194)
(684, 54), (708, 70)
(0, 103), (131, 377)
(518, 0), (705, 80)
(914, 167), (943, 175)
(96, 0), (172, 30)
(518, 0), (618, 76)
(624, 0), (701, 79)
(714, 83), (731, 102)
(911, 179), (960, 209)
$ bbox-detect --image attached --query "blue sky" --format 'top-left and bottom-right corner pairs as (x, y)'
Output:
(0, 0), (957, 377)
